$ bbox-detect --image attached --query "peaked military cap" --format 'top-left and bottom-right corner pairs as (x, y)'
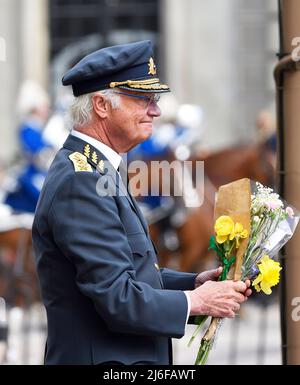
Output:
(62, 40), (170, 96)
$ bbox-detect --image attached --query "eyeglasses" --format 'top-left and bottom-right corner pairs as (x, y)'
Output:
(113, 91), (161, 109)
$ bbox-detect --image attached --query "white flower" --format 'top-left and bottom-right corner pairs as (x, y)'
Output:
(252, 183), (283, 213)
(265, 200), (282, 210)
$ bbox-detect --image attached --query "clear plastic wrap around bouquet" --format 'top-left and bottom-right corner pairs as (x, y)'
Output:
(188, 178), (300, 365)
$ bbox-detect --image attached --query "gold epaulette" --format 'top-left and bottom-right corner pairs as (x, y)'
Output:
(69, 152), (93, 172)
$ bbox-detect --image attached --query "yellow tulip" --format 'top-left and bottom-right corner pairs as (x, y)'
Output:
(252, 255), (282, 295)
(216, 234), (228, 244)
(214, 216), (234, 243)
(230, 222), (249, 247)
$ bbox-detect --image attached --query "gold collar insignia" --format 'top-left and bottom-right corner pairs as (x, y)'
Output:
(97, 160), (105, 173)
(84, 144), (91, 159)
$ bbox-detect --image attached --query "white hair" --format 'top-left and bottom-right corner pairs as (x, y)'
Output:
(67, 89), (120, 128)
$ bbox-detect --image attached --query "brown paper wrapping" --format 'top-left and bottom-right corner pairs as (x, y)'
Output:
(214, 178), (251, 280)
(202, 178), (251, 344)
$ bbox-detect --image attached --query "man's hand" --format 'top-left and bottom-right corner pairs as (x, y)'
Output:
(187, 279), (252, 318)
(195, 267), (252, 297)
(195, 266), (223, 288)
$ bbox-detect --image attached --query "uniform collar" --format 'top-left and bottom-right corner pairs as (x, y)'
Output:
(71, 130), (122, 171)
(63, 133), (149, 235)
(63, 134), (109, 174)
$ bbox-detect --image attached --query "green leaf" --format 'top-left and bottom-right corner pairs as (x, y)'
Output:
(208, 236), (223, 257)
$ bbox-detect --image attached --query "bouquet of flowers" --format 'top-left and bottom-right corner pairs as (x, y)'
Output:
(188, 178), (300, 365)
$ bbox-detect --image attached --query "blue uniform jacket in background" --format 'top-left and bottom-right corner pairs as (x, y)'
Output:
(32, 134), (197, 365)
(4, 164), (47, 213)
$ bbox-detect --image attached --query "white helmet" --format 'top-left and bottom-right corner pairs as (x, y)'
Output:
(16, 80), (50, 117)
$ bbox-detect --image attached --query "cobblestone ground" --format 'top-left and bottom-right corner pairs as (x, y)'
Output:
(0, 303), (47, 365)
(0, 300), (281, 365)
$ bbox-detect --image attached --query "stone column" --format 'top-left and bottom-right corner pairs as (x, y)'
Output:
(0, 0), (49, 164)
(0, 0), (22, 164)
(161, 0), (277, 149)
(161, 0), (233, 149)
(20, 0), (49, 88)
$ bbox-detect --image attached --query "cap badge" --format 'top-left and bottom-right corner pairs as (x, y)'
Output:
(148, 57), (157, 76)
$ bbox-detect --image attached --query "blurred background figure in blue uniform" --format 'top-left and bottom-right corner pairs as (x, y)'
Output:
(4, 81), (55, 214)
(256, 109), (276, 152)
(255, 108), (277, 174)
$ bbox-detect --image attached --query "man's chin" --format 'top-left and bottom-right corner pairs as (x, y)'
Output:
(141, 124), (153, 138)
(127, 131), (152, 152)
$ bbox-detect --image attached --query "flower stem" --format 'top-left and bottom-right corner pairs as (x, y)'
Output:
(188, 315), (208, 347)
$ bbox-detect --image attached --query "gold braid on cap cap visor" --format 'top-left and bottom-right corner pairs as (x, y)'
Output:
(109, 78), (169, 90)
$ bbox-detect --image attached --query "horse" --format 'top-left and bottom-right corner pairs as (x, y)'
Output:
(194, 143), (276, 188)
(131, 142), (276, 272)
(0, 208), (40, 308)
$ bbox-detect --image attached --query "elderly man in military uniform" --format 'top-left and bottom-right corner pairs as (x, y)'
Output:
(32, 40), (251, 365)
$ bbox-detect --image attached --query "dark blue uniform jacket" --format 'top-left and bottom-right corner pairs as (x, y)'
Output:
(32, 135), (196, 365)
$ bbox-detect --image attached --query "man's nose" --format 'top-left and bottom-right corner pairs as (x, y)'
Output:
(147, 103), (161, 117)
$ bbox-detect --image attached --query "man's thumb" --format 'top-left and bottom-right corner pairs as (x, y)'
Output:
(214, 266), (222, 277)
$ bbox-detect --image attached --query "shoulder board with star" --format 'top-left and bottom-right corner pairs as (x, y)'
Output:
(69, 152), (93, 173)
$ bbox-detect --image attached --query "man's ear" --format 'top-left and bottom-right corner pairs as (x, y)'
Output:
(92, 93), (109, 118)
